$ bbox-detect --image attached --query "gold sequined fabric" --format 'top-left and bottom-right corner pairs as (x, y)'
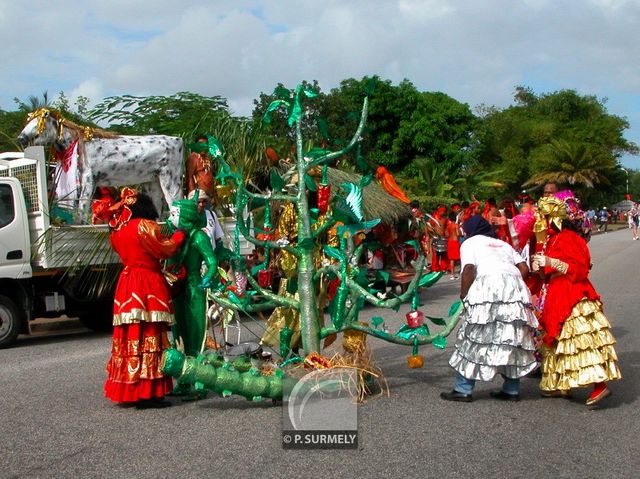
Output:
(106, 327), (170, 383)
(540, 299), (622, 391)
(260, 279), (301, 348)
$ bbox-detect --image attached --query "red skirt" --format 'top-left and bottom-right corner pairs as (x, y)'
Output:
(104, 322), (173, 403)
(447, 239), (461, 261)
(430, 247), (449, 271)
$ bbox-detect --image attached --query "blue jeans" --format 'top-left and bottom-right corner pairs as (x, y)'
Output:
(454, 372), (520, 395)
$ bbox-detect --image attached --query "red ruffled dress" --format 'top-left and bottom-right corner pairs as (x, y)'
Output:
(104, 219), (185, 403)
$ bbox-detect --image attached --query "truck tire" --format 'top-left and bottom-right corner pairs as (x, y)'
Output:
(0, 295), (22, 349)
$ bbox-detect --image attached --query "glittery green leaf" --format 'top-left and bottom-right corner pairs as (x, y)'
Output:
(270, 169), (284, 191)
(432, 335), (447, 349)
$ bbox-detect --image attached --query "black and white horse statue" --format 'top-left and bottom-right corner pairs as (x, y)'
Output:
(17, 108), (184, 222)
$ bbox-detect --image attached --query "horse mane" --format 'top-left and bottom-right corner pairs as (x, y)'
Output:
(60, 116), (120, 140)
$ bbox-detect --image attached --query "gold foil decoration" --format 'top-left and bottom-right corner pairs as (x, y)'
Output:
(27, 108), (50, 135)
(535, 197), (567, 239)
(549, 257), (569, 274)
(83, 126), (94, 141)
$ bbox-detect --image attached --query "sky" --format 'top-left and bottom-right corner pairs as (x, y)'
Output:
(2, 0), (639, 167)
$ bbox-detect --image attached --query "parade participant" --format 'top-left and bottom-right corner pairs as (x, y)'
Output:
(429, 204), (449, 272)
(188, 188), (226, 251)
(100, 188), (186, 408)
(597, 206), (609, 233)
(482, 197), (499, 224)
(410, 200), (431, 258)
(461, 200), (481, 222)
(543, 181), (558, 198)
(445, 211), (461, 279)
(532, 195), (622, 405)
(186, 135), (215, 196)
(441, 216), (538, 402)
(186, 134), (223, 211)
(168, 195), (219, 366)
(627, 202), (639, 240)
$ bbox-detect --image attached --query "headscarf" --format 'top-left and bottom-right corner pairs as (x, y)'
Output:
(463, 215), (497, 239)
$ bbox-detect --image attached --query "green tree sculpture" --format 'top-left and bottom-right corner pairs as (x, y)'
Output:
(211, 84), (462, 356)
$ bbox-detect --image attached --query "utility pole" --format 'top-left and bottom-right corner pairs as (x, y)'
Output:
(621, 167), (629, 196)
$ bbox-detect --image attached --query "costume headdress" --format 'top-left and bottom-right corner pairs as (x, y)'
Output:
(534, 190), (585, 243)
(91, 186), (138, 229)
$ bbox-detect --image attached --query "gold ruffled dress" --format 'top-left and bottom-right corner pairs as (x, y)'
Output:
(540, 299), (621, 391)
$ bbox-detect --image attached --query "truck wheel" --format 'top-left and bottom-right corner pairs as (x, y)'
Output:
(0, 295), (22, 349)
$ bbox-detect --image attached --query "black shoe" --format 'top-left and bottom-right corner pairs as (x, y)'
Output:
(440, 390), (473, 402)
(526, 368), (542, 379)
(135, 398), (172, 409)
(490, 390), (520, 402)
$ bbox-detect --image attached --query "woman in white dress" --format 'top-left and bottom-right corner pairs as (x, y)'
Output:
(441, 216), (538, 402)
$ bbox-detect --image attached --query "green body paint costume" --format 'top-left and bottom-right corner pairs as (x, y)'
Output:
(169, 198), (218, 357)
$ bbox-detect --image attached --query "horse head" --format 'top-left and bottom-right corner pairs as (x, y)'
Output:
(17, 108), (72, 150)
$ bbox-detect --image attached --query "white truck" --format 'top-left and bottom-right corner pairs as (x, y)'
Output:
(0, 146), (118, 348)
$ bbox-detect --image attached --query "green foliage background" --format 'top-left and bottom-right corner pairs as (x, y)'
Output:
(2, 80), (638, 208)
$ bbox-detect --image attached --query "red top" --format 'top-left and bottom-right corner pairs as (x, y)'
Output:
(540, 229), (600, 345)
(110, 219), (184, 270)
(110, 219), (185, 324)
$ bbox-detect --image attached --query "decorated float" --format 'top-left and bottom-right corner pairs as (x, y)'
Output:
(160, 85), (463, 401)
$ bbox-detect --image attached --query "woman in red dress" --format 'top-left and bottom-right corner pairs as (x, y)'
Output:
(445, 212), (461, 279)
(97, 188), (185, 408)
(532, 196), (621, 406)
(429, 205), (449, 272)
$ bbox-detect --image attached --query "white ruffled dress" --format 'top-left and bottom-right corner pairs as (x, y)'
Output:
(449, 235), (538, 381)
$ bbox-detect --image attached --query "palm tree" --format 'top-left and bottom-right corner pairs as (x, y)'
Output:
(404, 157), (456, 197)
(524, 139), (615, 189)
(451, 167), (506, 200)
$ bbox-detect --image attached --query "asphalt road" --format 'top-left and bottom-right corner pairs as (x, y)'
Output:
(1, 228), (638, 478)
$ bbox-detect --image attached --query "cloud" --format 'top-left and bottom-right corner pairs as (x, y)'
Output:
(2, 0), (639, 165)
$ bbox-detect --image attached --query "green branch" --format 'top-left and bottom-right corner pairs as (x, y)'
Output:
(345, 255), (426, 309)
(307, 97), (369, 170)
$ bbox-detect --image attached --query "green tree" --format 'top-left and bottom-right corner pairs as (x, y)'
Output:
(323, 76), (419, 170)
(90, 92), (230, 136)
(524, 140), (616, 189)
(0, 109), (26, 151)
(394, 91), (476, 171)
(474, 86), (638, 200)
(252, 80), (326, 158)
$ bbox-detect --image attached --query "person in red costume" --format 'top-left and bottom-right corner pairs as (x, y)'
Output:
(96, 187), (186, 409)
(531, 195), (621, 406)
(429, 204), (449, 272)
